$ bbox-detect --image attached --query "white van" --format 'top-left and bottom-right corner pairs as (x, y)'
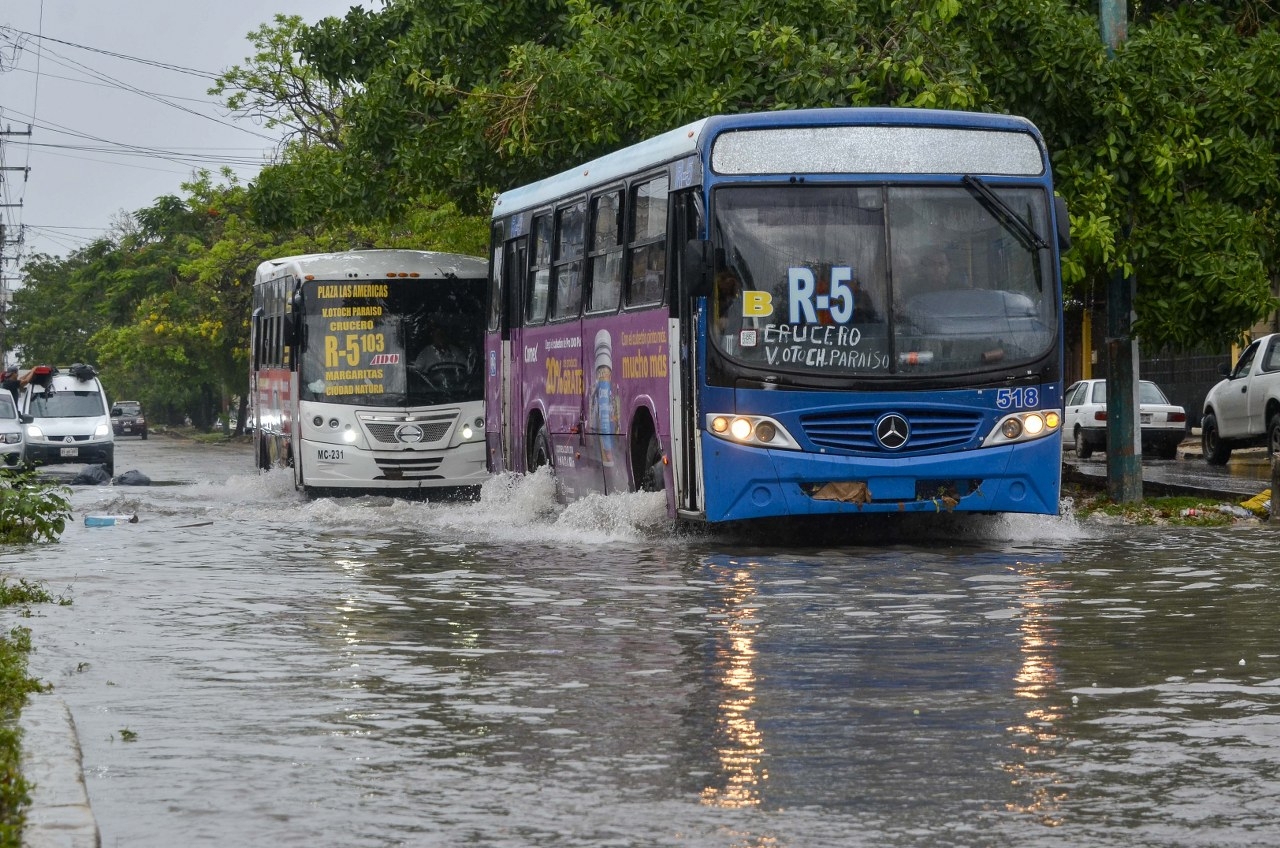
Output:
(18, 364), (115, 476)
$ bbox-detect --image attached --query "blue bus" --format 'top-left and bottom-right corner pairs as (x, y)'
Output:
(486, 108), (1069, 523)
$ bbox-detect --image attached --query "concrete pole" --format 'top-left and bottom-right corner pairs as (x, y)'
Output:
(1100, 0), (1142, 503)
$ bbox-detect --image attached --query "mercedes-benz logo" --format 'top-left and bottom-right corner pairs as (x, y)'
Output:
(875, 413), (910, 450)
(394, 423), (425, 444)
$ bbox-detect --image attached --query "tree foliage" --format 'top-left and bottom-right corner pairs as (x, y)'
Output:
(8, 168), (487, 429)
(229, 0), (1279, 351)
(12, 0), (1280, 401)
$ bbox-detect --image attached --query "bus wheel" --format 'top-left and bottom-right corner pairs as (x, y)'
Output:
(635, 432), (665, 492)
(530, 425), (553, 471)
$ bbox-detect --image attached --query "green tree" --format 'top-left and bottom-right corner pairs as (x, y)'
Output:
(8, 242), (117, 367)
(10, 169), (487, 433)
(241, 0), (1280, 351)
(209, 14), (350, 151)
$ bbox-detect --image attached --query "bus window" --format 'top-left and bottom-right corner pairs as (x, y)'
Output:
(588, 189), (624, 313)
(527, 213), (552, 325)
(551, 201), (585, 320)
(627, 175), (668, 306)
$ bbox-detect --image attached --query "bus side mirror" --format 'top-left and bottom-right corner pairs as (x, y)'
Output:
(683, 239), (711, 299)
(1054, 196), (1071, 252)
(287, 287), (305, 347)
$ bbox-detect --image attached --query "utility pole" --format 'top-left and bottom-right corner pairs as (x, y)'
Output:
(1, 124), (34, 364)
(1099, 0), (1143, 503)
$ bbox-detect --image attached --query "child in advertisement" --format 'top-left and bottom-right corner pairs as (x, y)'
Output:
(590, 329), (620, 467)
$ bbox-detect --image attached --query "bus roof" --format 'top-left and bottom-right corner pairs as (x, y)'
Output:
(491, 107), (1043, 218)
(254, 249), (487, 284)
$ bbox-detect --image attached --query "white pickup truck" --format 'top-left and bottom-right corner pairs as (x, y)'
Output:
(1200, 332), (1280, 464)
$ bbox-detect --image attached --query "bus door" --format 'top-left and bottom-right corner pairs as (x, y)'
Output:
(504, 227), (534, 472)
(488, 236), (525, 473)
(670, 186), (704, 516)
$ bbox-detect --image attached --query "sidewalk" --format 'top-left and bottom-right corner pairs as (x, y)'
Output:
(18, 692), (99, 848)
(1064, 430), (1275, 503)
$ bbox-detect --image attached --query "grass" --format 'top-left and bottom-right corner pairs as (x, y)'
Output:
(0, 579), (62, 848)
(1063, 479), (1261, 526)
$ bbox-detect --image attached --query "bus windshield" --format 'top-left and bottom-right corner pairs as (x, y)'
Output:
(710, 184), (1056, 377)
(298, 278), (485, 407)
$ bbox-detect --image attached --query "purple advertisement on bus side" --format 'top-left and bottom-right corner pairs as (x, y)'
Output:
(487, 310), (671, 498)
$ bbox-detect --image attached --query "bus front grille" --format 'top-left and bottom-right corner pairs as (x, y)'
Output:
(361, 413), (456, 446)
(799, 408), (986, 453)
(374, 456), (447, 480)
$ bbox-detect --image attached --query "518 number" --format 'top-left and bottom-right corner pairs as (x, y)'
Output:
(996, 387), (1039, 409)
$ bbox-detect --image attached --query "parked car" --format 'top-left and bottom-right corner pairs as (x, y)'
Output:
(1062, 378), (1187, 460)
(111, 400), (148, 439)
(0, 391), (26, 469)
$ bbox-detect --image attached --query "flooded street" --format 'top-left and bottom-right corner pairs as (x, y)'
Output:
(5, 436), (1280, 847)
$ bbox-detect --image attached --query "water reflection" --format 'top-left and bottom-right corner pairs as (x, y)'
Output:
(700, 560), (766, 809)
(1004, 573), (1069, 827)
(18, 440), (1280, 847)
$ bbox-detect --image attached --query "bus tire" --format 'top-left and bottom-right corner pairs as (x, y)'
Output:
(635, 432), (664, 492)
(530, 425), (553, 472)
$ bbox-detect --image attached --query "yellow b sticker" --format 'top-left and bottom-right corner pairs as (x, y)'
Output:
(743, 290), (774, 318)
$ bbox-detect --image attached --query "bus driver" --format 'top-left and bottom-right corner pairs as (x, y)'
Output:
(413, 324), (469, 375)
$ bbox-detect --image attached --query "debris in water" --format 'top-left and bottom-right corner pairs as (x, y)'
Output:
(84, 514), (139, 527)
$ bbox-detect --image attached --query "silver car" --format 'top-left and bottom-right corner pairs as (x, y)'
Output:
(0, 391), (26, 469)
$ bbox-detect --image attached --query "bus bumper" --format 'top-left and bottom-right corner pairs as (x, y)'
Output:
(299, 437), (489, 495)
(699, 432), (1062, 523)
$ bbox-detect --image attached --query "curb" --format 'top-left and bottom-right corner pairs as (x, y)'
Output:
(19, 694), (100, 848)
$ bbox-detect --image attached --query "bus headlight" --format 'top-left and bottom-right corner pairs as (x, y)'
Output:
(706, 413), (800, 450)
(983, 410), (1059, 447)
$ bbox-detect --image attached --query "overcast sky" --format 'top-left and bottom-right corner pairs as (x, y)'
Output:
(0, 0), (367, 280)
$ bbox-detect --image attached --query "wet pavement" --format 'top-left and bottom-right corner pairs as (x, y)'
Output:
(1063, 432), (1276, 501)
(7, 434), (1280, 847)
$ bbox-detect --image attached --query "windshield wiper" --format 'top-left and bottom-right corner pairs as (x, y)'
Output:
(961, 175), (1049, 290)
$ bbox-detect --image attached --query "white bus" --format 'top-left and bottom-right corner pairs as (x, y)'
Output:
(250, 249), (489, 498)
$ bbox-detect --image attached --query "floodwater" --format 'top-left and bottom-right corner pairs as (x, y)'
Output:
(5, 437), (1280, 848)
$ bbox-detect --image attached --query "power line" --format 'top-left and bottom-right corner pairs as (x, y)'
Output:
(0, 32), (277, 142)
(0, 27), (221, 80)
